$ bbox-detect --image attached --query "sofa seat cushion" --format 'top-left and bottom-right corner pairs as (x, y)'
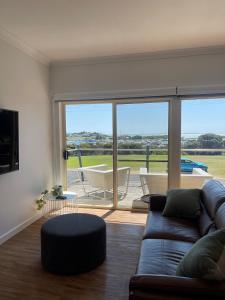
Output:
(143, 212), (200, 242)
(137, 239), (193, 276)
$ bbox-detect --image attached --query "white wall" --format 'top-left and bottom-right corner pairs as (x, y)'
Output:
(50, 49), (225, 98)
(0, 39), (53, 242)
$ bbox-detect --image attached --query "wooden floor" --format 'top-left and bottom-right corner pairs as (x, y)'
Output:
(0, 209), (147, 300)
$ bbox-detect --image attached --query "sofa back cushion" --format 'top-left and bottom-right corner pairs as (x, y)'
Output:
(215, 202), (225, 229)
(198, 202), (214, 236)
(176, 229), (225, 280)
(162, 189), (201, 219)
(201, 180), (225, 219)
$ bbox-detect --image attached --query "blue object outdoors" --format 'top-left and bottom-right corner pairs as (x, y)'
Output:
(181, 158), (208, 173)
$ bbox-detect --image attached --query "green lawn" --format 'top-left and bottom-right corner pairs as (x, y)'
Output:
(67, 154), (225, 178)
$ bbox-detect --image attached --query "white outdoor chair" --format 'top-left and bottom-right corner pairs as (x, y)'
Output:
(78, 165), (130, 200)
(140, 168), (213, 195)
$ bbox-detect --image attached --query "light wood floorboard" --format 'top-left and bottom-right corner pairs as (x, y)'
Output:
(0, 209), (147, 300)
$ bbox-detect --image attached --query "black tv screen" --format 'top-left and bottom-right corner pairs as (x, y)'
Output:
(0, 109), (19, 174)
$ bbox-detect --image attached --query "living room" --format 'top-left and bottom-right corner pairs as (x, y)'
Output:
(1, 1), (225, 299)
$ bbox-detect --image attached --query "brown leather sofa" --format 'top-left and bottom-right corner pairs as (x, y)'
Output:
(129, 179), (225, 300)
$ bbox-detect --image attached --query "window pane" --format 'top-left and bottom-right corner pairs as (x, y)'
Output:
(65, 104), (113, 208)
(181, 98), (225, 188)
(117, 102), (169, 210)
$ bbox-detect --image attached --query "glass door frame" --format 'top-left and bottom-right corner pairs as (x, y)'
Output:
(56, 97), (181, 210)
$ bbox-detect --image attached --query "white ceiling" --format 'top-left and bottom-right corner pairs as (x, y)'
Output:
(1, 0), (225, 63)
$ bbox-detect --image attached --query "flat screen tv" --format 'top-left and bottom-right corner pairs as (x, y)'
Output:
(0, 109), (19, 174)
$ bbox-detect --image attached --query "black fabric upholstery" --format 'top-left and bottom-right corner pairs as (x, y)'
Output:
(41, 213), (106, 275)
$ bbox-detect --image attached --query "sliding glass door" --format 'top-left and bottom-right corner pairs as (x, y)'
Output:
(58, 95), (225, 210)
(181, 98), (225, 188)
(116, 101), (169, 209)
(65, 103), (114, 208)
(63, 99), (170, 210)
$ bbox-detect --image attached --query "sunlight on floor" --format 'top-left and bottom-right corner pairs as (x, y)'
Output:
(46, 207), (147, 226)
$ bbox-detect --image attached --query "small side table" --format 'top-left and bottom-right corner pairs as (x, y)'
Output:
(43, 191), (77, 217)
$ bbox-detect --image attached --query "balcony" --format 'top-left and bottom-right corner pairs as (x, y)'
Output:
(65, 147), (225, 210)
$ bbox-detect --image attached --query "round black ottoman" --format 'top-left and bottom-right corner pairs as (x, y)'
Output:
(41, 213), (106, 275)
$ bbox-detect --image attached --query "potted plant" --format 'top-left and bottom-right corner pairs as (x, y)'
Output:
(36, 190), (48, 210)
(51, 185), (66, 199)
(36, 185), (66, 211)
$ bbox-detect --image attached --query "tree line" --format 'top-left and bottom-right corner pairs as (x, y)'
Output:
(67, 134), (225, 156)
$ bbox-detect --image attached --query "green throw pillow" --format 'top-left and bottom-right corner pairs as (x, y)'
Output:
(176, 229), (225, 280)
(162, 189), (201, 218)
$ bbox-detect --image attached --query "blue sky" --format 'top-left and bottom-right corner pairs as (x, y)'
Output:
(182, 99), (225, 135)
(66, 98), (225, 135)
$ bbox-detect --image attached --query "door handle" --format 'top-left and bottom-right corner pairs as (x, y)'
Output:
(63, 150), (69, 160)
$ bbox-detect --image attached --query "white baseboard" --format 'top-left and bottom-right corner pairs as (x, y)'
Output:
(0, 212), (43, 245)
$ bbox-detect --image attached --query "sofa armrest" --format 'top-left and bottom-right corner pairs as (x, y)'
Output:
(149, 194), (167, 211)
(129, 274), (225, 299)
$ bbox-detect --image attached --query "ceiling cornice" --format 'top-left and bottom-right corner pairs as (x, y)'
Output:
(1, 23), (225, 68)
(51, 45), (225, 67)
(0, 25), (50, 66)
